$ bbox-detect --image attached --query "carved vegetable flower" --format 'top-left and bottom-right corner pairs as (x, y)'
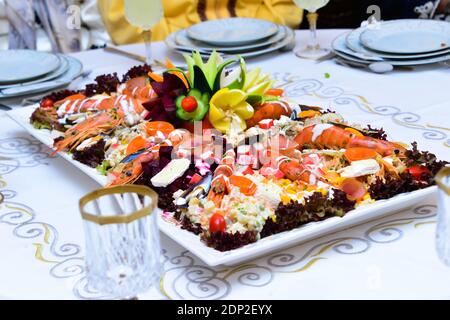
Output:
(208, 88), (254, 134)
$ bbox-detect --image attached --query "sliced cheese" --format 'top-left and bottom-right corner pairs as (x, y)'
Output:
(339, 159), (380, 178)
(151, 158), (191, 187)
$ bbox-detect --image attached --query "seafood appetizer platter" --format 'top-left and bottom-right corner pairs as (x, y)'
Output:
(9, 52), (447, 265)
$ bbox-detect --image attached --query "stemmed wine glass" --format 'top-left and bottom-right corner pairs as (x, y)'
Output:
(293, 0), (331, 59)
(124, 0), (164, 65)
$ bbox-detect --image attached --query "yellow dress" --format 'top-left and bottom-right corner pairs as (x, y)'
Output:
(97, 0), (303, 44)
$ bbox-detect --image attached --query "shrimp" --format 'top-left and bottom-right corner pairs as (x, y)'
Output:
(278, 158), (310, 182)
(277, 153), (328, 183)
(108, 131), (189, 187)
(168, 129), (192, 146)
(294, 124), (403, 156)
(52, 111), (123, 155)
(119, 76), (157, 100)
(379, 158), (400, 179)
(207, 149), (236, 207)
(246, 101), (291, 128)
(107, 152), (156, 186)
(53, 93), (149, 118)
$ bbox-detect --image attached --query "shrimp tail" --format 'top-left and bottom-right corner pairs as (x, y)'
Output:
(294, 124), (401, 156)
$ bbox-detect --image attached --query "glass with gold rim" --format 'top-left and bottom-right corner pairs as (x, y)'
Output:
(436, 166), (450, 266)
(79, 184), (161, 299)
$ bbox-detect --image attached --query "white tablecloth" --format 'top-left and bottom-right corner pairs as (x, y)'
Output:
(1, 29), (450, 300)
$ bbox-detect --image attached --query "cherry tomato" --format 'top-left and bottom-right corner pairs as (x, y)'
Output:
(181, 96), (198, 112)
(344, 147), (378, 162)
(40, 98), (54, 108)
(405, 165), (430, 180)
(266, 88), (284, 96)
(126, 136), (147, 155)
(209, 213), (226, 233)
(145, 121), (175, 137)
(340, 178), (366, 200)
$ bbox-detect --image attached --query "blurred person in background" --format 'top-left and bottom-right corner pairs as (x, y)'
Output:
(0, 0), (110, 52)
(1, 0), (449, 51)
(97, 0), (303, 45)
(99, 0), (450, 46)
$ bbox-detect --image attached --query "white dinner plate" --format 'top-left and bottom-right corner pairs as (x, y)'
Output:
(0, 56), (82, 99)
(360, 19), (450, 54)
(332, 32), (384, 62)
(346, 28), (450, 60)
(334, 49), (450, 66)
(7, 104), (437, 266)
(0, 50), (60, 84)
(0, 54), (70, 90)
(346, 26), (374, 53)
(173, 25), (286, 53)
(173, 27), (295, 60)
(187, 18), (279, 46)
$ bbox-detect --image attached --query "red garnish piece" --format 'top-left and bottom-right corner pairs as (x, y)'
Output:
(241, 165), (254, 175)
(209, 213), (226, 233)
(189, 173), (203, 185)
(40, 98), (54, 108)
(181, 96), (198, 112)
(405, 165), (430, 180)
(258, 119), (274, 129)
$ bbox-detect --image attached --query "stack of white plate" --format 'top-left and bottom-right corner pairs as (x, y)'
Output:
(332, 19), (450, 67)
(165, 18), (295, 58)
(0, 50), (83, 100)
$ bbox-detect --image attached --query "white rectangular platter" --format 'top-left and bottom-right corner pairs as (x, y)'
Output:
(8, 105), (437, 266)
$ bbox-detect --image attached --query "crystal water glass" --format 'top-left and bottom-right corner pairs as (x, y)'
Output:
(79, 185), (161, 299)
(436, 167), (450, 266)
